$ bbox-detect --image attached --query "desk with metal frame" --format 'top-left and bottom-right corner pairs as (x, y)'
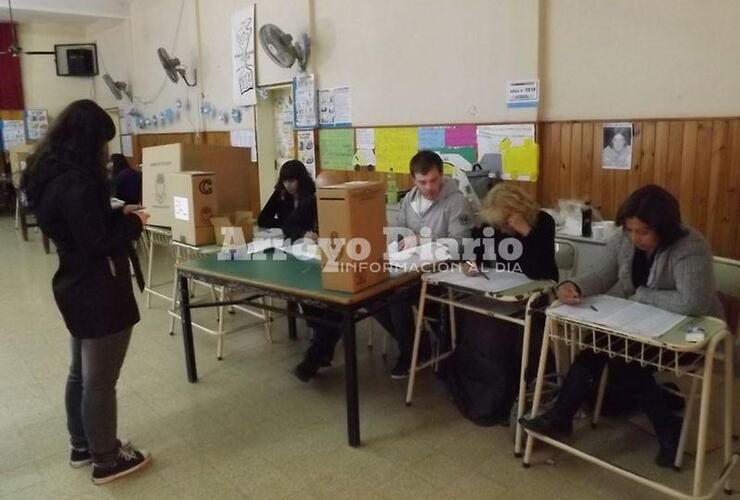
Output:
(168, 240), (273, 359)
(176, 252), (420, 447)
(522, 310), (739, 499)
(405, 270), (554, 457)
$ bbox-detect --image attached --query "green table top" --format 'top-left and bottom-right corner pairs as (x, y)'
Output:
(176, 252), (420, 306)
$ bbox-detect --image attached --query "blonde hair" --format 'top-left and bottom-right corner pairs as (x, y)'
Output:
(480, 183), (540, 228)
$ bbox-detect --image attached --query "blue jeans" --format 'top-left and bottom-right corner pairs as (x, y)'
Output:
(65, 328), (132, 467)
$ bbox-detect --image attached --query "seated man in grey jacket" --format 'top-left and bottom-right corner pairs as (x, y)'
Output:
(520, 185), (722, 468)
(377, 150), (475, 379)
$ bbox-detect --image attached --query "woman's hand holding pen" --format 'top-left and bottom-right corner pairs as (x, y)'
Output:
(556, 282), (581, 305)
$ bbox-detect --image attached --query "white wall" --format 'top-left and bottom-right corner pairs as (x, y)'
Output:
(86, 18), (133, 111)
(312, 0), (540, 126)
(18, 23), (95, 119)
(541, 0), (740, 120)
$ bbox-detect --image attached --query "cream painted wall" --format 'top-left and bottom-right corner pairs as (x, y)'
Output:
(311, 0), (540, 126)
(18, 23), (95, 119)
(541, 0), (740, 120)
(87, 18), (132, 111)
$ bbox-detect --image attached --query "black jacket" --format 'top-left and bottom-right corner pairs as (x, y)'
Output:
(257, 189), (317, 242)
(474, 210), (559, 282)
(112, 168), (142, 205)
(35, 161), (143, 339)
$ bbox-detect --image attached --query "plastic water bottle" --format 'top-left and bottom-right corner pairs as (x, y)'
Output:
(386, 168), (398, 205)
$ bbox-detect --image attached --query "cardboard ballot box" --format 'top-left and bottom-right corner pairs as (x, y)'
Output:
(317, 181), (388, 293)
(170, 172), (218, 246)
(142, 143), (255, 227)
(211, 211), (255, 245)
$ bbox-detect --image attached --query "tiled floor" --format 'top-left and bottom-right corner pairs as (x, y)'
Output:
(1, 217), (738, 499)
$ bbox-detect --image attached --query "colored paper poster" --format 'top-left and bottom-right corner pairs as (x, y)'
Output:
(418, 127), (445, 150)
(297, 130), (316, 177)
(436, 147), (476, 166)
(476, 124), (535, 158)
(355, 128), (374, 149)
(445, 125), (477, 147)
(318, 129), (354, 170)
(1, 120), (26, 151)
(375, 127), (418, 173)
(231, 5), (256, 106)
(500, 138), (539, 182)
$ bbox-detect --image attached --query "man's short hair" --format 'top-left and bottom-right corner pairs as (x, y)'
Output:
(409, 150), (443, 176)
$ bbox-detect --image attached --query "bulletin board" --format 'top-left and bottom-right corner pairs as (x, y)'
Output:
(295, 122), (540, 182)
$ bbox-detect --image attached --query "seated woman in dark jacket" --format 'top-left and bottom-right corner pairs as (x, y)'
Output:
(520, 185), (723, 468)
(20, 99), (151, 484)
(257, 160), (317, 241)
(110, 153), (142, 206)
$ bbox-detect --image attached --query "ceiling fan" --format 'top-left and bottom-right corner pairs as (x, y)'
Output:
(0, 0), (54, 56)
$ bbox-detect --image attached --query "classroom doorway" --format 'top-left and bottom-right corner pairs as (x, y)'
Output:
(255, 84), (295, 206)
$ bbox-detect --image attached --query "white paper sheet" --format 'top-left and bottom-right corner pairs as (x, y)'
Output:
(388, 241), (452, 269)
(355, 128), (375, 149)
(230, 129), (257, 162)
(549, 295), (687, 338)
(293, 73), (317, 128)
(424, 268), (533, 294)
(318, 86), (352, 127)
(121, 135), (133, 157)
(173, 196), (189, 221)
(231, 5), (256, 106)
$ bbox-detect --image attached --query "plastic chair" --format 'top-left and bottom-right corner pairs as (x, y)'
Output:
(554, 239), (577, 279)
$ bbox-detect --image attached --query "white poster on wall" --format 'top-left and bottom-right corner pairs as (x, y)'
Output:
(1, 120), (26, 151)
(318, 86), (352, 127)
(506, 79), (539, 108)
(231, 5), (256, 106)
(25, 109), (48, 140)
(293, 73), (317, 129)
(602, 122), (633, 170)
(296, 130), (316, 178)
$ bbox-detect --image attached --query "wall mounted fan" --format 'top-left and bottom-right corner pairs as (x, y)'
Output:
(102, 73), (132, 101)
(258, 24), (309, 71)
(157, 47), (197, 87)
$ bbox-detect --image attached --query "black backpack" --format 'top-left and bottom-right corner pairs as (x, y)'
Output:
(445, 315), (522, 426)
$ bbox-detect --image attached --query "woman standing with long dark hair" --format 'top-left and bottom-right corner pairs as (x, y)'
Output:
(21, 100), (151, 484)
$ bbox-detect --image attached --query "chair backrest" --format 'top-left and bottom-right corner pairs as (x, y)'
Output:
(713, 256), (740, 301)
(555, 239), (578, 279)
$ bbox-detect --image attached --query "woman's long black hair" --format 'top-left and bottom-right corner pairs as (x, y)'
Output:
(21, 99), (116, 208)
(275, 159), (315, 200)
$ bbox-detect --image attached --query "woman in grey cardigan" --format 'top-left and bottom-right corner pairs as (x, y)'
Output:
(520, 185), (722, 468)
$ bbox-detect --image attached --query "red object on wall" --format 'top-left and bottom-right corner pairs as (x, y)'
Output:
(0, 23), (25, 110)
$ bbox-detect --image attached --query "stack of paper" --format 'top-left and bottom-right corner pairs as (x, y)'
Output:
(424, 268), (532, 294)
(548, 295), (687, 338)
(388, 241), (452, 269)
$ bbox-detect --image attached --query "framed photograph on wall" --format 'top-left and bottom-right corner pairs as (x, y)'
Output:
(602, 122), (633, 170)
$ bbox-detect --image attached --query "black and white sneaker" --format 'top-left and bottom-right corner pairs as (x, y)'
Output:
(69, 438), (131, 469)
(390, 358), (411, 380)
(91, 447), (151, 485)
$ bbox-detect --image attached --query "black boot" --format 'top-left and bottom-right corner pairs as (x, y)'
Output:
(293, 356), (319, 382)
(654, 415), (682, 468)
(520, 357), (601, 439)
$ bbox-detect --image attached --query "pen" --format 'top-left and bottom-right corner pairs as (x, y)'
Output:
(590, 305), (598, 312)
(465, 261), (490, 280)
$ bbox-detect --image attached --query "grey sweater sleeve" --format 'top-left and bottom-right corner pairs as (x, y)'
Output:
(568, 233), (621, 296)
(632, 248), (716, 316)
(445, 193), (474, 242)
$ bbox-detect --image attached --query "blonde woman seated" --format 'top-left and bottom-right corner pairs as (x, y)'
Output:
(449, 183), (557, 425)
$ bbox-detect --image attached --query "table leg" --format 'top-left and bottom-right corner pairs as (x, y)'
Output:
(692, 340), (718, 496)
(523, 316), (553, 467)
(287, 301), (298, 340)
(342, 308), (360, 447)
(179, 275), (198, 383)
(515, 293), (537, 457)
(723, 334), (734, 494)
(146, 231), (155, 309)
